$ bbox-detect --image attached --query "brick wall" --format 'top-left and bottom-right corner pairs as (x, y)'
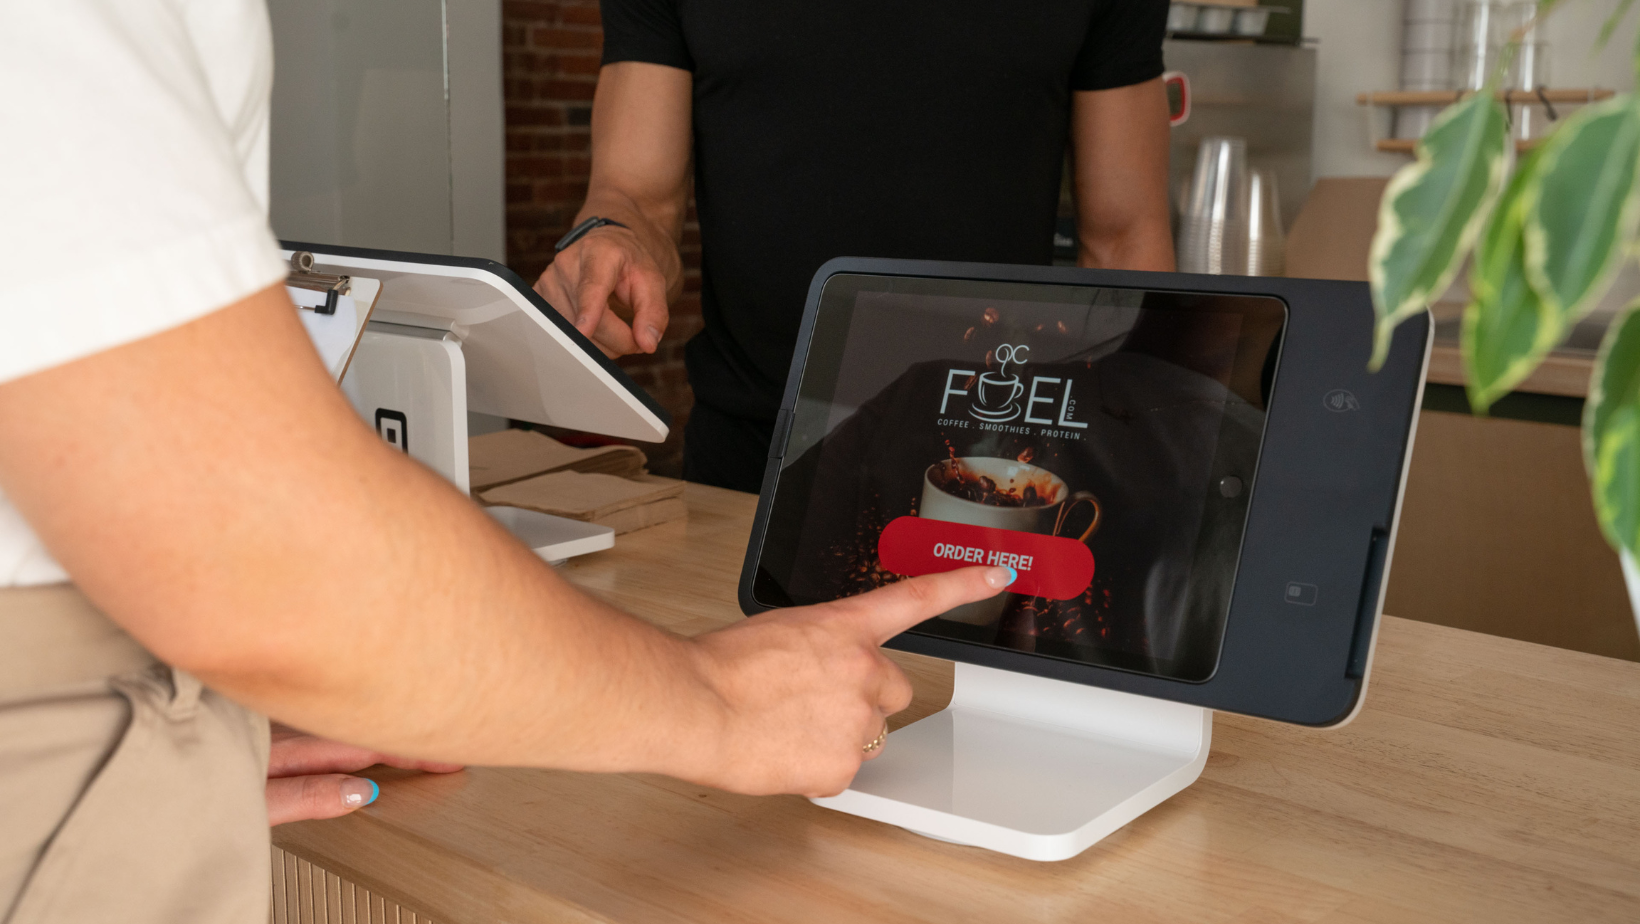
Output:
(502, 0), (702, 477)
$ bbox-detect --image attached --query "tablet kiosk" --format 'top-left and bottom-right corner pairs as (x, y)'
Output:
(282, 242), (670, 562)
(739, 258), (1430, 860)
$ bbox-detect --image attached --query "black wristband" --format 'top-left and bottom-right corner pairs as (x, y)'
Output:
(554, 216), (630, 252)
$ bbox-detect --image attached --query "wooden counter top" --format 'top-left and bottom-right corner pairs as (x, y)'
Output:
(273, 485), (1640, 923)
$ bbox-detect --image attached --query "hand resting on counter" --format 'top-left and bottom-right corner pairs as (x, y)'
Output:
(266, 724), (462, 825)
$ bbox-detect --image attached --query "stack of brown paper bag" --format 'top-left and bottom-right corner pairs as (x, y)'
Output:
(469, 428), (648, 491)
(469, 430), (685, 535)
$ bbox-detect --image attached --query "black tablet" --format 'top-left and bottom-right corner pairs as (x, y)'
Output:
(739, 259), (1431, 727)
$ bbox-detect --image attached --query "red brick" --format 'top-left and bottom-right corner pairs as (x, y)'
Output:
(505, 105), (565, 127)
(555, 53), (603, 77)
(530, 27), (602, 50)
(560, 6), (603, 26)
(504, 1), (562, 23)
(505, 133), (560, 153)
(505, 51), (560, 75)
(541, 79), (597, 101)
(535, 178), (589, 201)
(510, 155), (569, 177)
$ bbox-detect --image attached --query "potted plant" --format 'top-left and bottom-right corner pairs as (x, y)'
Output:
(1370, 0), (1640, 634)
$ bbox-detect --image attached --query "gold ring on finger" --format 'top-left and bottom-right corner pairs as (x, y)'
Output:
(862, 720), (889, 754)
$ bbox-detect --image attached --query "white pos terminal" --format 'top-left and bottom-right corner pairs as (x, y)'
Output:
(283, 242), (670, 562)
(741, 259), (1431, 861)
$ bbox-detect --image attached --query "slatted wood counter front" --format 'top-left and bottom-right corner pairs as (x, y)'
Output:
(272, 485), (1640, 923)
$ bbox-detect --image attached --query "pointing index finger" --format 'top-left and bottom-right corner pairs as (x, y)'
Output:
(572, 251), (622, 338)
(844, 566), (1015, 645)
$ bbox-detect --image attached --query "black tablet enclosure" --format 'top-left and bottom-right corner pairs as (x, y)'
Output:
(739, 258), (1431, 727)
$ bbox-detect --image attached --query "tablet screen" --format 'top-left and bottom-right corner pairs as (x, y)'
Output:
(752, 274), (1287, 682)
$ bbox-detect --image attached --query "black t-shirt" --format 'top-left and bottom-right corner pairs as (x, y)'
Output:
(601, 0), (1168, 424)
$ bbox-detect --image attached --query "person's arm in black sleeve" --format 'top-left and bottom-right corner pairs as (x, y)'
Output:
(599, 0), (694, 71)
(532, 0), (693, 357)
(1067, 0), (1175, 273)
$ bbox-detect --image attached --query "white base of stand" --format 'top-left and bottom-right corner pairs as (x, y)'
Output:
(812, 662), (1211, 862)
(485, 506), (614, 563)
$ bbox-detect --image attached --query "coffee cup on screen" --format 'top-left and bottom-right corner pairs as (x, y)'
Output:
(919, 456), (1101, 625)
(974, 372), (1024, 415)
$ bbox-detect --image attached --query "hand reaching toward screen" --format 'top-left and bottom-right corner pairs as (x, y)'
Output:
(259, 567), (1010, 812)
(265, 724), (463, 825)
(535, 225), (671, 357)
(682, 565), (1016, 798)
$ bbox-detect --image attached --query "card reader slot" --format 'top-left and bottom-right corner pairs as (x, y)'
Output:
(1346, 527), (1390, 679)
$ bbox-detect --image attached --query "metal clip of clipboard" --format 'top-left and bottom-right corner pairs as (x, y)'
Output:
(283, 251), (381, 384)
(286, 251), (351, 315)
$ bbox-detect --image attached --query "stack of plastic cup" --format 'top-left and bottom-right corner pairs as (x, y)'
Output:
(1396, 0), (1457, 140)
(1245, 169), (1285, 277)
(1178, 137), (1250, 276)
(1453, 0), (1504, 91)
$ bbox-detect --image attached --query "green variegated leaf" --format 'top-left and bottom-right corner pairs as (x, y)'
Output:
(1369, 93), (1510, 370)
(1597, 0), (1638, 51)
(1586, 302), (1640, 554)
(1593, 405), (1640, 552)
(1523, 95), (1640, 325)
(1463, 151), (1560, 412)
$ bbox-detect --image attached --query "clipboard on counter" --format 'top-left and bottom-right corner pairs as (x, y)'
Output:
(287, 250), (382, 382)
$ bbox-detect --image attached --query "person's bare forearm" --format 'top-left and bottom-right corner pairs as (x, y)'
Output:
(1077, 222), (1175, 272)
(0, 286), (719, 777)
(573, 184), (687, 302)
(3, 271), (1011, 796)
(1072, 79), (1176, 273)
(571, 61), (694, 301)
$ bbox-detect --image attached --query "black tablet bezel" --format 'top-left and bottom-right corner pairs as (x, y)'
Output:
(738, 258), (1431, 728)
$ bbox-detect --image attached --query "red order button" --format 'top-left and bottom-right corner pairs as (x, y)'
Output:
(877, 516), (1094, 601)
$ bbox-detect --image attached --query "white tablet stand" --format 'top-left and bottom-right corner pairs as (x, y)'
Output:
(284, 245), (671, 565)
(812, 661), (1211, 862)
(342, 324), (615, 563)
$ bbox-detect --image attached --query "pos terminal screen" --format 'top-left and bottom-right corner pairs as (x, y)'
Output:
(752, 274), (1287, 682)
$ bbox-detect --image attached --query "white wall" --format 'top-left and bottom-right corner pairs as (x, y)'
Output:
(1306, 1), (1407, 179)
(1305, 0), (1640, 180)
(268, 0), (505, 261)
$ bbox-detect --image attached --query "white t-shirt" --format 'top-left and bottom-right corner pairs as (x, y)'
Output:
(0, 0), (287, 586)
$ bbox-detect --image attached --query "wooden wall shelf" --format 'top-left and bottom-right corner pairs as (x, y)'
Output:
(1357, 88), (1615, 107)
(1374, 137), (1539, 154)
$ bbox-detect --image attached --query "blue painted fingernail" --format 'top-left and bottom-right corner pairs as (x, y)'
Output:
(1004, 566), (1019, 586)
(340, 778), (378, 809)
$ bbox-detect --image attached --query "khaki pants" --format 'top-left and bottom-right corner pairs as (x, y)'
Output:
(0, 585), (270, 924)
